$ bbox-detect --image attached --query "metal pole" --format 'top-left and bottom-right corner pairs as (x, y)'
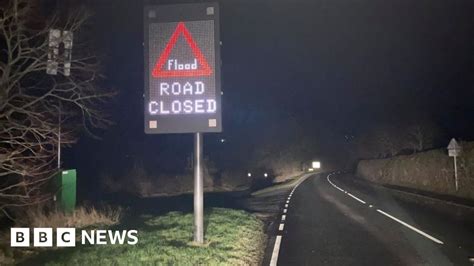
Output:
(57, 106), (61, 170)
(194, 132), (204, 243)
(454, 155), (458, 191)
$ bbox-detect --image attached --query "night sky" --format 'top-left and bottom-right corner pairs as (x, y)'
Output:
(63, 0), (474, 196)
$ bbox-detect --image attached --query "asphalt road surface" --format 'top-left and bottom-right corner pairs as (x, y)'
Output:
(270, 172), (474, 266)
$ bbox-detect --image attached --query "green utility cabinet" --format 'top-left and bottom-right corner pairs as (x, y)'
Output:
(55, 169), (77, 213)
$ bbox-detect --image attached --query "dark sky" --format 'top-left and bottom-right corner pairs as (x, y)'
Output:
(220, 0), (474, 131)
(65, 0), (474, 190)
(86, 0), (474, 131)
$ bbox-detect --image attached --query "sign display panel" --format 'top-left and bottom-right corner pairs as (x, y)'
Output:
(144, 3), (221, 134)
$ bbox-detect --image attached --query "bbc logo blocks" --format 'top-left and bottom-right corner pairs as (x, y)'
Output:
(10, 228), (29, 247)
(56, 228), (76, 247)
(11, 228), (76, 247)
(34, 228), (53, 247)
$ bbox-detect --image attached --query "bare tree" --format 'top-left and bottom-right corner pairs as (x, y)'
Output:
(353, 124), (407, 159)
(407, 122), (438, 153)
(0, 0), (114, 216)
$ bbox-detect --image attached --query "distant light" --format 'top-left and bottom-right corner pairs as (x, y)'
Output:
(220, 138), (225, 143)
(308, 168), (314, 172)
(264, 173), (268, 177)
(247, 172), (252, 177)
(312, 161), (321, 169)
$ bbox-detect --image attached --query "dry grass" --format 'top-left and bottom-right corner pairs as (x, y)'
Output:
(16, 205), (122, 228)
(100, 160), (216, 197)
(252, 172), (312, 197)
(0, 204), (123, 265)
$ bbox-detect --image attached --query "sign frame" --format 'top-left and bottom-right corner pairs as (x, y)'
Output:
(144, 3), (222, 134)
(447, 138), (461, 157)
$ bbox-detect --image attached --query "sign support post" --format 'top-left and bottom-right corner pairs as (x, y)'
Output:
(194, 132), (204, 243)
(447, 138), (462, 192)
(454, 155), (458, 191)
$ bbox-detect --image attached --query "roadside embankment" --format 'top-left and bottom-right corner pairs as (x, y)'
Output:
(356, 141), (474, 200)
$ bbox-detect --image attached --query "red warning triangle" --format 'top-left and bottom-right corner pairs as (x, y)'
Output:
(152, 22), (212, 78)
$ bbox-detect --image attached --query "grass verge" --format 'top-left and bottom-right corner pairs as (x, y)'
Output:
(251, 172), (312, 197)
(1, 205), (122, 264)
(25, 208), (265, 265)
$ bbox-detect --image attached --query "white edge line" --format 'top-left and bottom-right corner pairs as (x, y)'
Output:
(281, 215), (286, 221)
(269, 235), (282, 266)
(376, 209), (444, 245)
(283, 209), (287, 213)
(347, 193), (366, 204)
(279, 223), (285, 231)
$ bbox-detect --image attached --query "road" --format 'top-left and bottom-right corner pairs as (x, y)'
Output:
(269, 172), (474, 266)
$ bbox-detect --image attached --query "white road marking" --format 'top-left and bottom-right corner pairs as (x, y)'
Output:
(328, 175), (366, 204)
(376, 209), (444, 245)
(327, 175), (344, 192)
(347, 193), (366, 204)
(268, 173), (313, 266)
(270, 235), (282, 266)
(327, 173), (445, 245)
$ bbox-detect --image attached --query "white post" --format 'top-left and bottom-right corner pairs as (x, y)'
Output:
(454, 155), (458, 191)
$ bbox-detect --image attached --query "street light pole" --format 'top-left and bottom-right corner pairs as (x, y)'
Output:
(194, 132), (204, 243)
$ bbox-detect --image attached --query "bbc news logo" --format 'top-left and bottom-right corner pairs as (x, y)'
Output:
(10, 228), (138, 247)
